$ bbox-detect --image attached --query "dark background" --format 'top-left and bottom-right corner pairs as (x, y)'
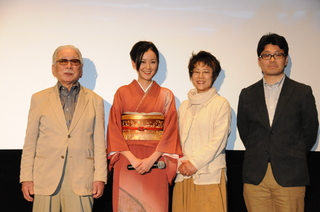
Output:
(1, 150), (319, 212)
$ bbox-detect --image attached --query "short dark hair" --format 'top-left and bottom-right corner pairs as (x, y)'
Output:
(257, 33), (289, 56)
(188, 51), (221, 85)
(130, 41), (159, 71)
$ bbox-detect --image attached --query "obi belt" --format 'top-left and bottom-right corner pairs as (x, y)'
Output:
(121, 112), (164, 140)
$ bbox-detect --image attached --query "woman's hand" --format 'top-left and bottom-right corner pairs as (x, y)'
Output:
(131, 158), (142, 169)
(135, 151), (163, 175)
(178, 160), (197, 177)
(121, 150), (142, 170)
(134, 157), (155, 174)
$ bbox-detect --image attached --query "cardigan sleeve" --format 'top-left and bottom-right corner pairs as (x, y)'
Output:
(188, 99), (231, 170)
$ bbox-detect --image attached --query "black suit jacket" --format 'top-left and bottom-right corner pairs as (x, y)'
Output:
(237, 76), (318, 186)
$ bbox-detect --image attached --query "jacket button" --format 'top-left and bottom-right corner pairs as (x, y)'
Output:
(270, 130), (274, 134)
(61, 156), (64, 159)
(68, 135), (71, 138)
(265, 151), (269, 154)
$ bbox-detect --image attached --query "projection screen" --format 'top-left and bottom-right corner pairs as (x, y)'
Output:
(0, 0), (319, 150)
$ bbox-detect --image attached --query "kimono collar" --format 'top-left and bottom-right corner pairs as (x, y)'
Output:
(135, 79), (154, 93)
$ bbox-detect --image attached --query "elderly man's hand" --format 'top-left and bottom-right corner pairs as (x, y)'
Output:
(92, 181), (105, 199)
(21, 181), (34, 202)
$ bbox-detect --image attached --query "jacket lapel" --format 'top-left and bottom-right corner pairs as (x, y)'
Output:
(48, 86), (69, 133)
(69, 86), (88, 132)
(272, 76), (294, 127)
(252, 80), (271, 128)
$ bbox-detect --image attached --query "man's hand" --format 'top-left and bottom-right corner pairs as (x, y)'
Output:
(92, 181), (105, 199)
(21, 181), (34, 202)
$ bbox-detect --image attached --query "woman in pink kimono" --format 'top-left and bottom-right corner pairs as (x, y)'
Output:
(107, 41), (182, 212)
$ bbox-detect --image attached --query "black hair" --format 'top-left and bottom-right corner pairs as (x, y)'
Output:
(257, 33), (289, 56)
(130, 41), (159, 71)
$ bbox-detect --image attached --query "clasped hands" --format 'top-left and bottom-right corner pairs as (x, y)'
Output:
(131, 158), (155, 175)
(178, 160), (197, 177)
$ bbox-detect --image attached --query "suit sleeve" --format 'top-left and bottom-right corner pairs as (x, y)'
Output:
(301, 86), (319, 151)
(93, 97), (108, 182)
(20, 94), (40, 182)
(237, 89), (249, 147)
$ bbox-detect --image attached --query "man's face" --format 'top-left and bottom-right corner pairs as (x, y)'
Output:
(258, 44), (288, 77)
(52, 48), (83, 87)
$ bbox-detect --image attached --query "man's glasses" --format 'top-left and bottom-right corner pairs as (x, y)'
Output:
(55, 59), (81, 66)
(259, 53), (286, 60)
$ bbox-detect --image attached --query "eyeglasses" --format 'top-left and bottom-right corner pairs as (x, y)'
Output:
(192, 70), (212, 77)
(55, 59), (81, 66)
(259, 53), (286, 60)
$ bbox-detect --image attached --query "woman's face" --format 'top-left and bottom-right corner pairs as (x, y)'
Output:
(132, 49), (158, 83)
(191, 62), (214, 93)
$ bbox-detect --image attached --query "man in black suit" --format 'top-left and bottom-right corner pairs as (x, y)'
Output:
(237, 33), (318, 212)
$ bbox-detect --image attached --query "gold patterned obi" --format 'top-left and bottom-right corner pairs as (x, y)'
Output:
(121, 112), (164, 140)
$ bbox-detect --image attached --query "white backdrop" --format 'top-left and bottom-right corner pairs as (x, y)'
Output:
(1, 0), (319, 150)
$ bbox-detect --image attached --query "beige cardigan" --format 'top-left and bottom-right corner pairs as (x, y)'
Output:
(175, 87), (231, 185)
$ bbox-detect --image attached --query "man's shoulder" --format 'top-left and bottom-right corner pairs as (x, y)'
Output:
(285, 77), (311, 89)
(32, 86), (55, 97)
(241, 79), (263, 93)
(81, 86), (103, 100)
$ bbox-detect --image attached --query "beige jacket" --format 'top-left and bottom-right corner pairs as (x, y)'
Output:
(20, 84), (107, 195)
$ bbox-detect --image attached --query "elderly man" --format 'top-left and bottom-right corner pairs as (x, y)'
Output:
(20, 45), (107, 212)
